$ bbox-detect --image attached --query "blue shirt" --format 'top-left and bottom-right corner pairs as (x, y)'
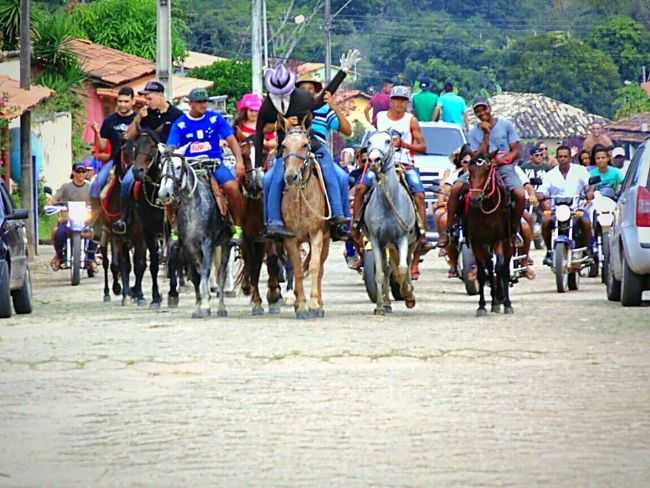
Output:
(167, 111), (234, 160)
(436, 92), (467, 126)
(311, 104), (340, 145)
(468, 119), (520, 155)
(589, 166), (624, 190)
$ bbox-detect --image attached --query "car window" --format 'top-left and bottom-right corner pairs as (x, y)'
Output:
(621, 145), (645, 190)
(422, 127), (465, 156)
(0, 183), (13, 215)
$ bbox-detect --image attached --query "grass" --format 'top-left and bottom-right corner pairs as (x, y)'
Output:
(38, 214), (56, 243)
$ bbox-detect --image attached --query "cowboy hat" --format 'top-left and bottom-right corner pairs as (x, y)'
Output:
(264, 64), (296, 96)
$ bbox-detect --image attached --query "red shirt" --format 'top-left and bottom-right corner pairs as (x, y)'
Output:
(370, 92), (391, 126)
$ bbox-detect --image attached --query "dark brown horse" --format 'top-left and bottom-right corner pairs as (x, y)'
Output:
(466, 155), (513, 316)
(238, 137), (283, 315)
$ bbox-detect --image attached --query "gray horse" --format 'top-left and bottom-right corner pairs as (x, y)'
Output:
(157, 146), (232, 318)
(362, 130), (418, 315)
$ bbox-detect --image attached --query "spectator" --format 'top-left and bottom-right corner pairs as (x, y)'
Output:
(582, 121), (613, 152)
(364, 78), (393, 127)
(411, 76), (438, 122)
(434, 81), (468, 128)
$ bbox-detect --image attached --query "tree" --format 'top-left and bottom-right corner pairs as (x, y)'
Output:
(587, 15), (650, 82)
(190, 60), (252, 112)
(502, 32), (621, 116)
(613, 84), (650, 118)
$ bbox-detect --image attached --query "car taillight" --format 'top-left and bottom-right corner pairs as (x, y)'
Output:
(637, 186), (650, 227)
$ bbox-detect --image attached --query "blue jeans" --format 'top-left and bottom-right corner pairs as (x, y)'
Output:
(363, 167), (425, 194)
(54, 222), (96, 261)
(120, 166), (135, 201)
(263, 146), (346, 226)
(90, 161), (113, 199)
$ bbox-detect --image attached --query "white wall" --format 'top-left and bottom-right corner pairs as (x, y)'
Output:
(32, 113), (73, 191)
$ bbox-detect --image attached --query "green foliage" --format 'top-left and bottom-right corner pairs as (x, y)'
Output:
(69, 0), (187, 62)
(190, 60), (252, 112)
(587, 15), (650, 82)
(0, 0), (42, 50)
(613, 84), (650, 118)
(502, 32), (621, 116)
(32, 14), (81, 76)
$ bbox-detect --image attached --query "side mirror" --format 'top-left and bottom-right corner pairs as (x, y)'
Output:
(6, 209), (28, 220)
(43, 186), (53, 195)
(588, 175), (601, 186)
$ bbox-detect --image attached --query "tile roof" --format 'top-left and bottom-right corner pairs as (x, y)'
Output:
(472, 92), (607, 139)
(0, 75), (54, 120)
(68, 39), (155, 86)
(96, 75), (214, 102)
(604, 112), (650, 143)
(181, 51), (228, 70)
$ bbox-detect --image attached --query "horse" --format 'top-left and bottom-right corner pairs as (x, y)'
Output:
(279, 122), (330, 319)
(158, 145), (232, 318)
(128, 128), (172, 309)
(96, 159), (147, 306)
(238, 137), (284, 315)
(361, 130), (417, 315)
(466, 154), (514, 316)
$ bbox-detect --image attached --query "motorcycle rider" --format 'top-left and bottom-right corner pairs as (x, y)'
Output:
(536, 145), (595, 266)
(49, 162), (95, 272)
(589, 144), (623, 192)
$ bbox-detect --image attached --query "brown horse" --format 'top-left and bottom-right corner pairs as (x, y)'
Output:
(238, 137), (284, 315)
(466, 155), (514, 316)
(280, 122), (330, 319)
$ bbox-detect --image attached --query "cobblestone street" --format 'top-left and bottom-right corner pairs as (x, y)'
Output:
(0, 245), (648, 487)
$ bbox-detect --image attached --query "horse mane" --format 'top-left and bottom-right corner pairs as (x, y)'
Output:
(138, 127), (161, 144)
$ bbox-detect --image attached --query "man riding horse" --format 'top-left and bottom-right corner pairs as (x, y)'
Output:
(437, 97), (526, 250)
(255, 49), (361, 240)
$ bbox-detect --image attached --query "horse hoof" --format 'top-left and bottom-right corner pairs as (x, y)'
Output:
(137, 298), (147, 307)
(225, 291), (237, 298)
(476, 308), (488, 317)
(217, 309), (228, 318)
(284, 296), (295, 307)
(295, 310), (310, 320)
(309, 308), (325, 319)
(192, 309), (211, 319)
(405, 298), (416, 309)
(113, 284), (122, 296)
(383, 305), (393, 314)
(252, 305), (264, 316)
(210, 286), (217, 293)
(150, 301), (161, 310)
(121, 297), (128, 307)
(267, 303), (281, 314)
(167, 296), (179, 308)
(504, 306), (514, 315)
(103, 295), (111, 303)
(491, 304), (502, 314)
(373, 307), (385, 316)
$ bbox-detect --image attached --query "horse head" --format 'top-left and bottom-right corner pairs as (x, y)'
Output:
(158, 144), (187, 204)
(468, 151), (497, 209)
(131, 127), (163, 183)
(280, 115), (313, 187)
(365, 130), (396, 175)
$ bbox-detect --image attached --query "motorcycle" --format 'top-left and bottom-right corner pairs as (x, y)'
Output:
(45, 202), (95, 286)
(545, 196), (593, 293)
(587, 181), (617, 282)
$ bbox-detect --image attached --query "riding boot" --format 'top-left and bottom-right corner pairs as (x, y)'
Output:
(112, 198), (131, 235)
(222, 183), (245, 245)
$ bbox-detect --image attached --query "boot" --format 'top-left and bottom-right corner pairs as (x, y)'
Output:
(112, 198), (131, 235)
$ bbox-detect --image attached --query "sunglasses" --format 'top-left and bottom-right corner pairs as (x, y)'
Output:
(533, 152), (544, 157)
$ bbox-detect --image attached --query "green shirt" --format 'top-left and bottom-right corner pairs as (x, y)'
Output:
(412, 90), (438, 122)
(589, 166), (623, 191)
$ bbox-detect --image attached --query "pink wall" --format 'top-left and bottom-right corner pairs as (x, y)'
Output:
(82, 84), (105, 145)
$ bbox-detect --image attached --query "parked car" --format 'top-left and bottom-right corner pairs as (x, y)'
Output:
(0, 181), (33, 318)
(606, 140), (650, 306)
(415, 122), (466, 240)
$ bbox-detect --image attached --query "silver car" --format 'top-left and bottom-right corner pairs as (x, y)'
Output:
(606, 140), (650, 306)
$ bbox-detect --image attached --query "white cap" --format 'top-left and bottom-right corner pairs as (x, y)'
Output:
(390, 85), (411, 99)
(612, 147), (625, 158)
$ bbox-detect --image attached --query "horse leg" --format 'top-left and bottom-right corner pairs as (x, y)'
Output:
(249, 240), (265, 316)
(265, 243), (283, 314)
(146, 235), (162, 309)
(133, 243), (147, 307)
(382, 249), (392, 314)
(215, 244), (231, 317)
(284, 238), (307, 319)
(371, 239), (386, 315)
(119, 243), (131, 306)
(474, 247), (488, 317)
(167, 240), (180, 308)
(398, 236), (416, 309)
(317, 236), (330, 310)
(307, 231), (325, 318)
(502, 246), (514, 314)
(101, 243), (110, 302)
(111, 239), (121, 296)
(193, 240), (214, 319)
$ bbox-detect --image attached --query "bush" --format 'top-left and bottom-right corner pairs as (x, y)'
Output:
(190, 60), (252, 113)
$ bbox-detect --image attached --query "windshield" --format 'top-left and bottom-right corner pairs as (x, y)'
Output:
(422, 127), (465, 156)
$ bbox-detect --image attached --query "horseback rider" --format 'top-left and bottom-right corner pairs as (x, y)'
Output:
(233, 93), (277, 163)
(352, 85), (433, 255)
(167, 88), (246, 244)
(437, 97), (526, 249)
(111, 81), (184, 235)
(536, 145), (595, 266)
(255, 49), (361, 240)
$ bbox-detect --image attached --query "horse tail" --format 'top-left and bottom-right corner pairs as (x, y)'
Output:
(302, 243), (312, 277)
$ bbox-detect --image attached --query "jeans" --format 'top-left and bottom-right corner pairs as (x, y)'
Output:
(263, 146), (346, 226)
(54, 221), (96, 261)
(120, 166), (135, 201)
(363, 167), (425, 194)
(90, 161), (113, 199)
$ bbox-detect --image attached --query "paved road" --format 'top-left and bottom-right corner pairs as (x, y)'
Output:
(0, 245), (648, 487)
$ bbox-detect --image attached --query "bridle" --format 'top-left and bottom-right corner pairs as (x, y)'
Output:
(282, 127), (315, 189)
(468, 157), (502, 215)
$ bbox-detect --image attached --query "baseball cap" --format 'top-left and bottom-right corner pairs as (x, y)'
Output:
(472, 97), (489, 110)
(72, 161), (86, 172)
(390, 85), (411, 99)
(188, 88), (209, 102)
(138, 80), (165, 95)
(419, 76), (431, 89)
(612, 147), (625, 158)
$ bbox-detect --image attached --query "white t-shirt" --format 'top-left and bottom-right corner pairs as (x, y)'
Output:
(539, 163), (591, 198)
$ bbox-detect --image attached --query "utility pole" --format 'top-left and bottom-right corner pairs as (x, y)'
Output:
(251, 0), (263, 94)
(324, 0), (332, 82)
(156, 0), (173, 98)
(262, 0), (269, 69)
(19, 0), (35, 256)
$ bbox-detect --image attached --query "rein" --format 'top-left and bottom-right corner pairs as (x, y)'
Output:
(469, 162), (502, 215)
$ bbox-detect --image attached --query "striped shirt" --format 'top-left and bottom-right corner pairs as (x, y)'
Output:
(310, 104), (340, 145)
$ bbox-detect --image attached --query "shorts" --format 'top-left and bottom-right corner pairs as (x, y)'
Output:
(211, 160), (236, 186)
